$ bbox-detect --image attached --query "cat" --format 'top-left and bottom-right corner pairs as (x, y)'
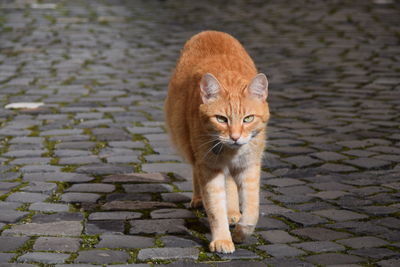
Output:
(164, 31), (270, 253)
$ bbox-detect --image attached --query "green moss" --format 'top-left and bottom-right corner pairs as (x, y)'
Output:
(61, 76), (76, 85)
(43, 14), (57, 25)
(80, 234), (100, 249)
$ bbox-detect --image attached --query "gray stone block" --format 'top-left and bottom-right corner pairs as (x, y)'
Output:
(33, 237), (80, 252)
(3, 221), (83, 236)
(61, 193), (101, 203)
(312, 209), (368, 221)
(85, 221), (124, 235)
(216, 249), (262, 260)
(75, 250), (130, 264)
(29, 202), (69, 212)
(292, 241), (345, 253)
(258, 244), (306, 258)
(336, 236), (389, 249)
(150, 209), (195, 219)
(291, 227), (352, 241)
(130, 219), (187, 234)
(88, 211), (141, 220)
(0, 236), (29, 251)
(17, 252), (70, 264)
(66, 183), (115, 193)
(260, 230), (299, 243)
(0, 210), (29, 223)
(7, 192), (48, 203)
(96, 235), (154, 249)
(282, 212), (328, 226)
(305, 253), (364, 265)
(161, 236), (201, 248)
(137, 247), (198, 261)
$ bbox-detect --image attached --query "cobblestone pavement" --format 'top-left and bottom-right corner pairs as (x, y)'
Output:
(0, 0), (399, 266)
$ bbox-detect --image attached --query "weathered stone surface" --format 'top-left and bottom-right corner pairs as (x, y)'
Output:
(96, 235), (154, 249)
(85, 221), (124, 235)
(76, 164), (133, 175)
(0, 253), (15, 263)
(141, 163), (191, 180)
(75, 250), (130, 264)
(88, 212), (141, 220)
(102, 201), (176, 210)
(103, 173), (170, 183)
(258, 244), (306, 258)
(265, 178), (305, 187)
(23, 173), (94, 182)
(3, 221), (83, 236)
(282, 212), (328, 226)
(377, 258), (400, 267)
(349, 247), (398, 259)
(161, 192), (192, 202)
(31, 212), (84, 223)
(29, 202), (69, 212)
(293, 241), (345, 253)
(160, 236), (201, 248)
(7, 192), (48, 203)
(0, 236), (29, 251)
(66, 183), (115, 193)
(130, 219), (187, 234)
(336, 237), (389, 249)
(61, 193), (101, 203)
(150, 209), (195, 219)
(123, 183), (173, 193)
(260, 230), (299, 243)
(137, 248), (198, 261)
(305, 253), (364, 265)
(0, 211), (29, 223)
(17, 252), (70, 264)
(291, 227), (353, 241)
(312, 209), (368, 221)
(22, 182), (57, 194)
(33, 237), (80, 252)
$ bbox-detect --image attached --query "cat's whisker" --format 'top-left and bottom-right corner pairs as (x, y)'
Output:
(203, 140), (223, 160)
(197, 138), (221, 149)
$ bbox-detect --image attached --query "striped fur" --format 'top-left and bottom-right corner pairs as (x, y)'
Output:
(165, 31), (270, 253)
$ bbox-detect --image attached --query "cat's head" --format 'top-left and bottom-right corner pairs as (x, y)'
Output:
(199, 72), (270, 148)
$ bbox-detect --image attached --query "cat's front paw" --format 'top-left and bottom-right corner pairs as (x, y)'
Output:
(190, 197), (203, 208)
(228, 210), (241, 225)
(209, 239), (235, 253)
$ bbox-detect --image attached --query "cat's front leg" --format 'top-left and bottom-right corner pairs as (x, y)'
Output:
(232, 166), (260, 243)
(201, 169), (235, 253)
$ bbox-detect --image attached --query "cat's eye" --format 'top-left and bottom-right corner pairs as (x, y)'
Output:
(216, 115), (228, 123)
(243, 115), (254, 123)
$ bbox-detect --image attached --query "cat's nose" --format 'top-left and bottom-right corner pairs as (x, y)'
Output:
(230, 133), (240, 142)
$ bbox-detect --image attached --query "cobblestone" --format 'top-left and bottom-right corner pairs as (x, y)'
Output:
(33, 237), (80, 252)
(75, 250), (130, 264)
(96, 235), (154, 249)
(258, 244), (306, 258)
(0, 236), (29, 251)
(18, 252), (70, 264)
(137, 248), (199, 261)
(0, 0), (399, 265)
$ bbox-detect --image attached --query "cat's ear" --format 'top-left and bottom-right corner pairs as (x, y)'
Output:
(200, 73), (221, 104)
(248, 73), (268, 101)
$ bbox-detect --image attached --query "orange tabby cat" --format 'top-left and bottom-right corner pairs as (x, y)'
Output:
(165, 31), (270, 253)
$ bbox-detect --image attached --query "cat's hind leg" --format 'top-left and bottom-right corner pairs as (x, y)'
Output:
(226, 174), (241, 225)
(190, 167), (203, 208)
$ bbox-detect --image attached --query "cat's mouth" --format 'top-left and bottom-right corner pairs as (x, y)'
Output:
(211, 140), (245, 155)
